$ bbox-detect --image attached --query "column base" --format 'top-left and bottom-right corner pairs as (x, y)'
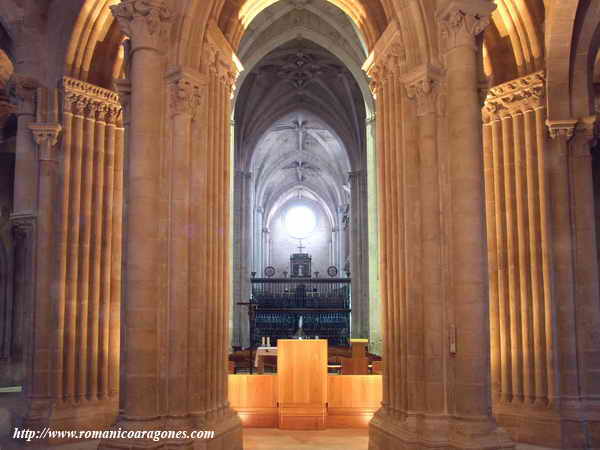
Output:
(13, 396), (118, 445)
(98, 406), (242, 450)
(494, 398), (600, 448)
(369, 408), (514, 450)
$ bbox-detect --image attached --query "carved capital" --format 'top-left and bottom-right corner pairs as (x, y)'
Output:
(484, 71), (546, 119)
(407, 78), (438, 117)
(167, 70), (205, 118)
(110, 0), (172, 52)
(29, 123), (62, 161)
(204, 37), (242, 97)
(402, 65), (444, 117)
(436, 1), (495, 52)
(363, 21), (405, 98)
(546, 119), (578, 141)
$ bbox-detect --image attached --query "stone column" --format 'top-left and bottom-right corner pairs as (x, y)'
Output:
(349, 170), (369, 338)
(8, 76), (38, 402)
(483, 73), (567, 446)
(185, 33), (242, 446)
(10, 75), (38, 217)
(436, 1), (512, 447)
(22, 120), (62, 428)
(232, 169), (252, 348)
(405, 67), (445, 426)
(102, 0), (172, 445)
(165, 68), (203, 435)
(568, 117), (600, 405)
(546, 117), (600, 448)
(545, 120), (579, 410)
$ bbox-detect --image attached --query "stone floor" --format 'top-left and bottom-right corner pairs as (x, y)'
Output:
(0, 428), (557, 449)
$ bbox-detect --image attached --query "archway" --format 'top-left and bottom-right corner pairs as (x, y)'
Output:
(51, 1), (509, 449)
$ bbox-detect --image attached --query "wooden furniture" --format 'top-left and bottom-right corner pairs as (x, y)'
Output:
(228, 375), (278, 427)
(340, 339), (369, 374)
(327, 375), (382, 427)
(228, 373), (382, 429)
(277, 339), (328, 430)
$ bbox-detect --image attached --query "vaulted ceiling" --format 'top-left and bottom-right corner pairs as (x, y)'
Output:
(234, 1), (369, 226)
(235, 36), (366, 223)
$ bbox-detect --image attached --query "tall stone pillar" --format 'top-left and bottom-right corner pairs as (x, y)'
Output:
(405, 66), (446, 429)
(567, 117), (600, 448)
(233, 169), (252, 348)
(545, 118), (600, 448)
(22, 118), (62, 428)
(8, 76), (38, 397)
(101, 0), (172, 446)
(436, 2), (512, 447)
(349, 170), (369, 338)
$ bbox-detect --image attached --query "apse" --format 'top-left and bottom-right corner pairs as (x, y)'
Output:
(231, 0), (373, 349)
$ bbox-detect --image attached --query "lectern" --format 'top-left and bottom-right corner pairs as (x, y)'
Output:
(277, 339), (327, 429)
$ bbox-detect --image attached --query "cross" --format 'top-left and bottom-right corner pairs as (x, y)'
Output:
(297, 240), (305, 253)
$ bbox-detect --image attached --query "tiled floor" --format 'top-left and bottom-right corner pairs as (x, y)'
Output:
(244, 428), (369, 449)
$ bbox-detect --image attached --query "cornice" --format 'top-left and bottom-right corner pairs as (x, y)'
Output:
(62, 77), (121, 107)
(62, 77), (122, 122)
(483, 70), (545, 121)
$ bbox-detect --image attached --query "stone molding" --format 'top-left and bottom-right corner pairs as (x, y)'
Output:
(110, 0), (172, 53)
(403, 65), (445, 117)
(363, 21), (405, 97)
(436, 0), (496, 52)
(166, 68), (206, 119)
(63, 77), (122, 124)
(483, 71), (546, 121)
(29, 123), (62, 161)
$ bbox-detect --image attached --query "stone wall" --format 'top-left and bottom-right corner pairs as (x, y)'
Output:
(268, 198), (335, 277)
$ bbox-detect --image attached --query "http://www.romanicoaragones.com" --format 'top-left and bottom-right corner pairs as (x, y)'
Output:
(12, 427), (216, 443)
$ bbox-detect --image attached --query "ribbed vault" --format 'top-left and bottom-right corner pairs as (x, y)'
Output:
(235, 38), (363, 220)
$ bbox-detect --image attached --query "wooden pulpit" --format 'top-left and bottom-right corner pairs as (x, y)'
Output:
(277, 339), (327, 430)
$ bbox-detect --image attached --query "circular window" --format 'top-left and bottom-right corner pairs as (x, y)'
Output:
(285, 206), (317, 239)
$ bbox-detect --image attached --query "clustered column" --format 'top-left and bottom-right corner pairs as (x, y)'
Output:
(365, 43), (407, 426)
(482, 72), (557, 415)
(185, 35), (242, 443)
(57, 79), (123, 428)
